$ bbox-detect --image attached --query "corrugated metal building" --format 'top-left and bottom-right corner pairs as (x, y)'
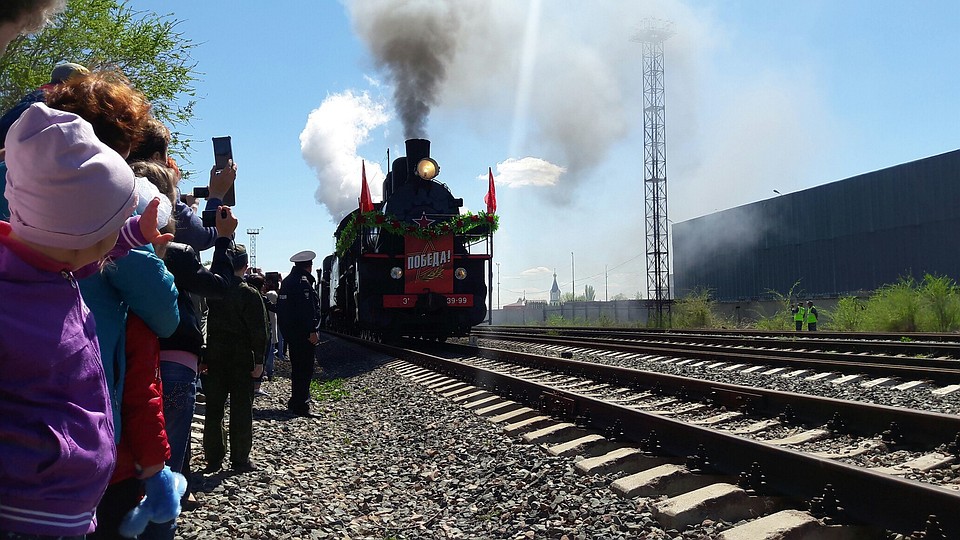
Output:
(673, 149), (960, 302)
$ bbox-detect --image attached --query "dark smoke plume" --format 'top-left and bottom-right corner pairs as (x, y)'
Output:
(349, 0), (478, 138)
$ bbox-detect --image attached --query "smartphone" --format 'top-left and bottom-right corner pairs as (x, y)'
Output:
(202, 208), (228, 228)
(201, 209), (217, 228)
(212, 136), (235, 206)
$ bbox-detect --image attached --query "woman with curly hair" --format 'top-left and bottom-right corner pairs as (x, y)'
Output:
(43, 69), (153, 158)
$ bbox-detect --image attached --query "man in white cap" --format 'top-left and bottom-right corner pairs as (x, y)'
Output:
(276, 250), (321, 416)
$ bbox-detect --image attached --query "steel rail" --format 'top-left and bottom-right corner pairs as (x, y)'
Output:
(357, 336), (960, 537)
(469, 329), (960, 384)
(475, 325), (960, 357)
(452, 342), (960, 445)
(473, 326), (960, 362)
(477, 324), (960, 343)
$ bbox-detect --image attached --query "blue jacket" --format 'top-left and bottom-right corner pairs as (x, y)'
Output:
(173, 187), (222, 252)
(0, 87), (45, 148)
(79, 245), (179, 443)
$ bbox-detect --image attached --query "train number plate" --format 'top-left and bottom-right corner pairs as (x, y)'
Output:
(445, 294), (474, 307)
(383, 294), (474, 308)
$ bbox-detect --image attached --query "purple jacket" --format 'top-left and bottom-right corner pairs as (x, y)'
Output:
(0, 219), (144, 536)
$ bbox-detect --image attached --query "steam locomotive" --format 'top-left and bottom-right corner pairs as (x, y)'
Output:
(320, 138), (495, 340)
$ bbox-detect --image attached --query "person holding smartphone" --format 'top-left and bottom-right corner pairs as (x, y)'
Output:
(180, 160), (236, 249)
(127, 119), (237, 252)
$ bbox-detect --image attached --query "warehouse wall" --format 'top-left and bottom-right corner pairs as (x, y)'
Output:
(673, 150), (960, 301)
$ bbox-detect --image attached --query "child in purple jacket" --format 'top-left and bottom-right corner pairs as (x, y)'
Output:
(0, 103), (172, 538)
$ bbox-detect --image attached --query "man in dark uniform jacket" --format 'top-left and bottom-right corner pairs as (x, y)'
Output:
(277, 250), (321, 415)
(203, 244), (268, 472)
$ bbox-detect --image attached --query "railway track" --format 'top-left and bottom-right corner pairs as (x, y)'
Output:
(472, 325), (960, 360)
(470, 327), (960, 392)
(346, 333), (960, 539)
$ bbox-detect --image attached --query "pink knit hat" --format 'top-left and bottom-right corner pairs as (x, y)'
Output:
(4, 102), (137, 250)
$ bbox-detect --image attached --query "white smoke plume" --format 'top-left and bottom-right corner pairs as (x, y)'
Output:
(487, 157), (564, 188)
(299, 89), (391, 220)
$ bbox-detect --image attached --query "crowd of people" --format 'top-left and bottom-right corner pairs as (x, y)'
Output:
(0, 3), (323, 539)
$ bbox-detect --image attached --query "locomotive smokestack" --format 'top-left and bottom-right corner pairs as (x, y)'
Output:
(405, 138), (430, 179)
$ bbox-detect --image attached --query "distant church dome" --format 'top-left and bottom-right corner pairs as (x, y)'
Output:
(550, 272), (561, 305)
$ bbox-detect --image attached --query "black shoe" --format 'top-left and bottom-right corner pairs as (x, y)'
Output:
(201, 462), (221, 474)
(232, 461), (256, 473)
(286, 406), (311, 417)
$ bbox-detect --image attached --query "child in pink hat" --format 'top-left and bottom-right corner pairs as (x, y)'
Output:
(0, 102), (172, 538)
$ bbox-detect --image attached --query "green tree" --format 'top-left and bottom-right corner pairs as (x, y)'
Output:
(583, 284), (595, 301)
(0, 0), (198, 156)
(611, 292), (629, 301)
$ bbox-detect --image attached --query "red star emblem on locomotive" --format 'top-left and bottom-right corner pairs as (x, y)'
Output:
(414, 212), (435, 228)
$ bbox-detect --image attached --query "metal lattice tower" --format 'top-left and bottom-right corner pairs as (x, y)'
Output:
(246, 228), (261, 270)
(632, 19), (674, 325)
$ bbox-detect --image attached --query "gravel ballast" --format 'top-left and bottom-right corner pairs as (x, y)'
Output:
(177, 337), (715, 539)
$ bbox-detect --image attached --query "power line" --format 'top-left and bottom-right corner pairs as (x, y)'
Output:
(507, 251), (647, 295)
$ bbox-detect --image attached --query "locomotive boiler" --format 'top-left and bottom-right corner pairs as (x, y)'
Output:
(320, 138), (496, 340)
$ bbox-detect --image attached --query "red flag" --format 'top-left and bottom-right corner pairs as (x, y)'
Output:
(484, 167), (497, 214)
(359, 161), (374, 213)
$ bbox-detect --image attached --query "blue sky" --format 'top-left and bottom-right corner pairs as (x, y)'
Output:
(129, 0), (959, 305)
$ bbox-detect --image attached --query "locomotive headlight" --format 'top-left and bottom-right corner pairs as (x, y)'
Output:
(416, 158), (440, 180)
(454, 267), (467, 280)
(390, 267), (403, 279)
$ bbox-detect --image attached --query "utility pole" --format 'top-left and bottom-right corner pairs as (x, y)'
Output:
(571, 251), (575, 301)
(496, 262), (501, 309)
(246, 228), (261, 271)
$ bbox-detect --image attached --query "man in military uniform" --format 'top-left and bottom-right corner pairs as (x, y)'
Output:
(277, 250), (321, 416)
(202, 244), (268, 472)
